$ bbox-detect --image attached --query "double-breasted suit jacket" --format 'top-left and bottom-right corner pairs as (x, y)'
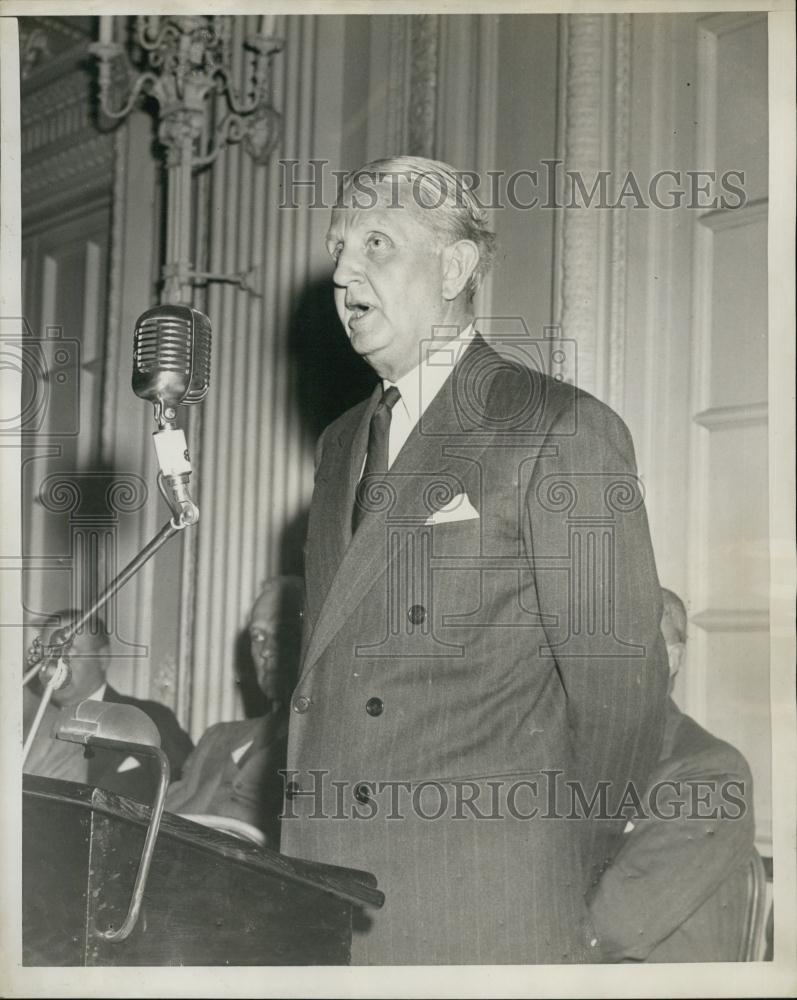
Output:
(281, 335), (669, 964)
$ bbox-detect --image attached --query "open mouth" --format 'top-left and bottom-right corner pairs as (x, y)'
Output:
(346, 301), (372, 322)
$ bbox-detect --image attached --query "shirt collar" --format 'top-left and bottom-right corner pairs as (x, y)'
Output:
(87, 682), (107, 702)
(385, 323), (476, 426)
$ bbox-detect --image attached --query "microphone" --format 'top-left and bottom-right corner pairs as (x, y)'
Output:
(132, 304), (212, 525)
(35, 630), (74, 690)
(133, 304), (211, 415)
(24, 630), (73, 689)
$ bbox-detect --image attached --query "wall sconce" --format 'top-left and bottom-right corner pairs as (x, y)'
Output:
(90, 15), (284, 304)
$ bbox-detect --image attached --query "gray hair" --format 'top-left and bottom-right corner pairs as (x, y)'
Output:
(339, 155), (497, 301)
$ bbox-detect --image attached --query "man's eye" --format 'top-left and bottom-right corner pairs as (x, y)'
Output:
(367, 234), (390, 252)
(328, 243), (343, 261)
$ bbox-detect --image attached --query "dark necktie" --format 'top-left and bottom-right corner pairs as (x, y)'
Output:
(352, 385), (401, 533)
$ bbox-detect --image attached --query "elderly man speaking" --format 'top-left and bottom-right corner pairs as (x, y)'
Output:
(281, 156), (669, 965)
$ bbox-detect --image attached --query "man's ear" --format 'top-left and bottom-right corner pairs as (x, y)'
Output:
(441, 240), (479, 301)
(667, 641), (686, 680)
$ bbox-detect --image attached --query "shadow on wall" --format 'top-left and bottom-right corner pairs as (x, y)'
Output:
(287, 274), (378, 440)
(234, 276), (376, 716)
(234, 507), (311, 718)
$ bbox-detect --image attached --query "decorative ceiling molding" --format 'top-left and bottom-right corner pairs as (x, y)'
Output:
(19, 26), (51, 80)
(19, 16), (93, 84)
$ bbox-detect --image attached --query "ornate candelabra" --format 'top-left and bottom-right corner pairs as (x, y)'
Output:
(90, 15), (283, 304)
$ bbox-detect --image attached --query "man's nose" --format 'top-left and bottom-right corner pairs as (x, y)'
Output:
(332, 246), (362, 287)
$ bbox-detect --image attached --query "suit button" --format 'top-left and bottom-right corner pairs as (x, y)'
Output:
(366, 696), (383, 717)
(354, 782), (371, 804)
(407, 604), (426, 624)
(293, 694), (311, 713)
(285, 780), (300, 799)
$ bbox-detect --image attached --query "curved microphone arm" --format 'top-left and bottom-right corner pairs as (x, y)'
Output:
(22, 659), (70, 766)
(21, 517), (194, 768)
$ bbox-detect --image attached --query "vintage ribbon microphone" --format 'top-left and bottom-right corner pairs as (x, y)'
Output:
(23, 305), (212, 764)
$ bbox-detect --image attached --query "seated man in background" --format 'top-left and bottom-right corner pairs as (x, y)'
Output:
(589, 587), (757, 962)
(24, 612), (193, 803)
(165, 576), (303, 848)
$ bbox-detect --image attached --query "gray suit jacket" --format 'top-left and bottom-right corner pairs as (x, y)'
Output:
(589, 699), (756, 962)
(282, 335), (669, 964)
(165, 711), (288, 847)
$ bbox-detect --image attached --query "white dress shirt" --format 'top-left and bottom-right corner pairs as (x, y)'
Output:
(383, 323), (475, 468)
(87, 681), (107, 701)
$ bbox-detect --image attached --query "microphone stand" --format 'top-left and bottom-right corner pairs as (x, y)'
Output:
(22, 512), (193, 766)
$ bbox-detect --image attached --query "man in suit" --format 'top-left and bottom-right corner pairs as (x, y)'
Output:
(589, 588), (757, 962)
(281, 156), (670, 964)
(165, 576), (303, 847)
(24, 612), (193, 803)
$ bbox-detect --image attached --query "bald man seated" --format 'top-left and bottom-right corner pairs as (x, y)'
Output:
(24, 612), (193, 803)
(164, 576), (303, 848)
(588, 588), (758, 962)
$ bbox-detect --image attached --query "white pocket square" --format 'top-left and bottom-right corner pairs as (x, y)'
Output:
(117, 755), (141, 773)
(425, 493), (480, 525)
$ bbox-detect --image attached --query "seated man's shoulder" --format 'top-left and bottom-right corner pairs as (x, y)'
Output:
(667, 709), (753, 782)
(195, 715), (268, 752)
(111, 689), (183, 729)
(104, 687), (193, 767)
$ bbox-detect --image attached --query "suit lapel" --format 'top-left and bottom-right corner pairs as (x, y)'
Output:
(305, 387), (381, 618)
(300, 336), (493, 681)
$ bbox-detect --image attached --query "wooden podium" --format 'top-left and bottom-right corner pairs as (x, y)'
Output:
(23, 774), (384, 966)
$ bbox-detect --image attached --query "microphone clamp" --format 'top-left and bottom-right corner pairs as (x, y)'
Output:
(153, 426), (200, 525)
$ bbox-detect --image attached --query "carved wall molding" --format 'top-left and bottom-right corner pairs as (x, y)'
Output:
(558, 15), (604, 396)
(22, 133), (114, 207)
(408, 15), (441, 158)
(608, 14), (631, 411)
(557, 13), (632, 404)
(21, 74), (94, 154)
(20, 21), (114, 219)
(383, 16), (411, 154)
(370, 14), (442, 160)
(100, 127), (128, 467)
(19, 16), (91, 80)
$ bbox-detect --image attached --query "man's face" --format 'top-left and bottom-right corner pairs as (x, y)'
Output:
(326, 181), (448, 381)
(46, 629), (108, 709)
(249, 612), (301, 705)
